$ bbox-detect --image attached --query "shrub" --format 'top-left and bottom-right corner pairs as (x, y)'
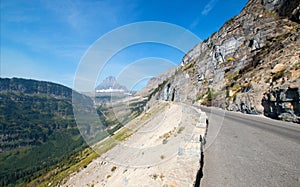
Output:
(207, 87), (213, 102)
(162, 139), (168, 144)
(227, 71), (239, 82)
(232, 84), (241, 92)
(226, 89), (230, 98)
(111, 166), (117, 172)
(226, 57), (234, 62)
(272, 70), (284, 81)
(182, 61), (195, 71)
(177, 127), (185, 134)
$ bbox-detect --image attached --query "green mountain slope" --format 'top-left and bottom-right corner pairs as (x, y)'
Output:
(0, 78), (89, 186)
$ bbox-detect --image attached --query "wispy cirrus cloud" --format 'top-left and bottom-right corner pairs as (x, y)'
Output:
(1, 0), (140, 88)
(190, 16), (200, 29)
(42, 0), (137, 31)
(201, 0), (219, 15)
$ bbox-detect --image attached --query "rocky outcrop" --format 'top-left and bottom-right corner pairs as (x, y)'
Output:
(148, 0), (300, 123)
(262, 86), (300, 123)
(135, 67), (176, 97)
(262, 0), (300, 23)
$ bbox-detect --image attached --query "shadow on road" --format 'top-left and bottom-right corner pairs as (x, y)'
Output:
(194, 151), (204, 187)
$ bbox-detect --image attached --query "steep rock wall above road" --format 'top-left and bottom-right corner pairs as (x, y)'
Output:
(148, 0), (300, 123)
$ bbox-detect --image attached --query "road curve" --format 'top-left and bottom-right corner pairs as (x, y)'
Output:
(197, 106), (300, 187)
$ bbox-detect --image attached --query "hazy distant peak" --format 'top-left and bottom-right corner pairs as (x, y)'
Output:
(96, 76), (128, 91)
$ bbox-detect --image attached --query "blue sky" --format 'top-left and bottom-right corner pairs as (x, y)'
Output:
(1, 0), (248, 90)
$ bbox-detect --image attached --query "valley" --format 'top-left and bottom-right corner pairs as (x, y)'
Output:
(0, 0), (299, 186)
(0, 78), (145, 186)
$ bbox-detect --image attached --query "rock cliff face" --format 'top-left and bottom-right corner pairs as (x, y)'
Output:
(135, 67), (176, 97)
(149, 0), (300, 123)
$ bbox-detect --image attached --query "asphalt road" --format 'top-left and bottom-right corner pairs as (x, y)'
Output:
(198, 106), (300, 187)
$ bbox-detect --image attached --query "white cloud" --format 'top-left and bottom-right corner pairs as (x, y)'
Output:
(201, 0), (219, 15)
(190, 17), (200, 29)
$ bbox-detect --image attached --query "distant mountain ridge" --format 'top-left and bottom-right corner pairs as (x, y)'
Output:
(0, 77), (72, 98)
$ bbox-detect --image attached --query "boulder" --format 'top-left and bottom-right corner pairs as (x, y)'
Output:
(271, 63), (286, 74)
